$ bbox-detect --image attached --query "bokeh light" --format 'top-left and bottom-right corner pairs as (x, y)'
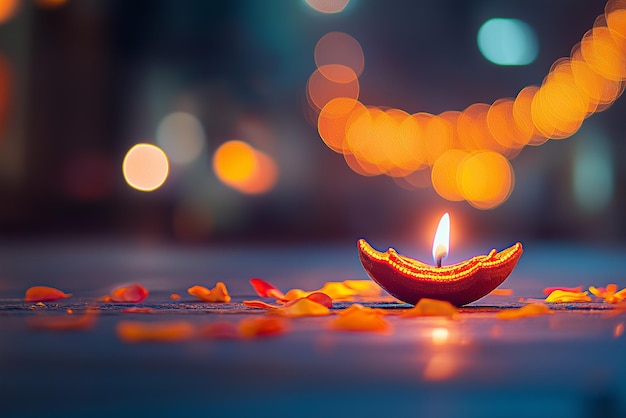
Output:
(156, 112), (206, 165)
(305, 0), (350, 14)
(458, 151), (514, 210)
(213, 140), (278, 195)
(122, 143), (170, 192)
(477, 18), (539, 66)
(307, 65), (359, 112)
(315, 32), (364, 78)
(0, 0), (19, 25)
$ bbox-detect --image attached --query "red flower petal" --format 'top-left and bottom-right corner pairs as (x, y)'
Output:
(24, 286), (72, 302)
(243, 300), (280, 309)
(249, 278), (286, 300)
(111, 283), (149, 303)
(543, 286), (583, 295)
(188, 282), (231, 303)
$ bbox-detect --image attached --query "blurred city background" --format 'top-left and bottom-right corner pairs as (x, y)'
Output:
(0, 0), (624, 246)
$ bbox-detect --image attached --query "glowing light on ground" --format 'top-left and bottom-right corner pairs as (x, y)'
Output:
(305, 0), (350, 14)
(156, 112), (206, 165)
(213, 140), (278, 195)
(477, 18), (539, 66)
(122, 143), (170, 192)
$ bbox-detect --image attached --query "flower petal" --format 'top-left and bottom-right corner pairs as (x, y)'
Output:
(330, 304), (390, 332)
(111, 283), (149, 303)
(24, 286), (72, 302)
(489, 288), (513, 296)
(545, 290), (591, 303)
(243, 300), (280, 309)
(543, 286), (583, 295)
(274, 298), (330, 317)
(342, 280), (382, 297)
(401, 298), (459, 319)
(188, 282), (231, 303)
(496, 303), (553, 320)
(317, 282), (358, 300)
(249, 278), (286, 300)
(117, 320), (195, 343)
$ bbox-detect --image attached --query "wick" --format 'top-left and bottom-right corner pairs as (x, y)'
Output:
(437, 257), (442, 268)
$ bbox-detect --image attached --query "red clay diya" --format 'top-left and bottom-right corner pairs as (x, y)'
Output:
(357, 213), (523, 306)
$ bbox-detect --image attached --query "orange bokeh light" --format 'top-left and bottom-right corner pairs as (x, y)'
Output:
(122, 143), (169, 192)
(307, 65), (359, 112)
(458, 151), (514, 210)
(431, 149), (469, 202)
(213, 140), (278, 194)
(0, 0), (18, 25)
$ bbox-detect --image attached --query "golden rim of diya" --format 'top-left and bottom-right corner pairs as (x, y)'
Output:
(358, 239), (523, 306)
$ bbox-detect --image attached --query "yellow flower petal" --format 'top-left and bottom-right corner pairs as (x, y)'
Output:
(545, 290), (591, 303)
(496, 303), (553, 320)
(401, 298), (459, 319)
(274, 298), (330, 317)
(329, 304), (390, 332)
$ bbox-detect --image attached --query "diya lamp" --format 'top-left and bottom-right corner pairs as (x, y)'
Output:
(358, 213), (523, 306)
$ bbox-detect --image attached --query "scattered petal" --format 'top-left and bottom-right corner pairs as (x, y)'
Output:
(589, 284), (626, 304)
(274, 298), (330, 317)
(496, 303), (553, 320)
(244, 300), (280, 309)
(188, 282), (231, 303)
(170, 293), (181, 300)
(122, 307), (154, 313)
(117, 320), (195, 343)
(329, 304), (390, 333)
(283, 288), (310, 301)
(238, 317), (288, 338)
(317, 282), (358, 300)
(489, 288), (513, 296)
(401, 298), (459, 319)
(27, 310), (98, 331)
(111, 283), (149, 303)
(303, 292), (333, 308)
(342, 280), (382, 297)
(24, 286), (72, 302)
(249, 278), (286, 300)
(545, 289), (591, 303)
(543, 286), (583, 295)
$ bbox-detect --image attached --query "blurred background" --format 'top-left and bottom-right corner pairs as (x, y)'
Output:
(0, 0), (624, 247)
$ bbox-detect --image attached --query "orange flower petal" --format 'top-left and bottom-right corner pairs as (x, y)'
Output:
(330, 304), (390, 332)
(283, 288), (310, 301)
(238, 317), (288, 338)
(249, 278), (286, 300)
(24, 286), (72, 302)
(317, 282), (358, 300)
(111, 283), (149, 303)
(342, 280), (382, 297)
(274, 298), (330, 317)
(187, 282), (231, 303)
(116, 320), (195, 343)
(545, 289), (591, 303)
(543, 286), (582, 295)
(489, 288), (513, 296)
(589, 284), (626, 304)
(170, 293), (181, 300)
(401, 298), (459, 319)
(243, 300), (280, 309)
(496, 303), (553, 320)
(27, 310), (98, 331)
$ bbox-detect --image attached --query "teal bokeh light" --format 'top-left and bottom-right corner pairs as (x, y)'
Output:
(477, 18), (539, 66)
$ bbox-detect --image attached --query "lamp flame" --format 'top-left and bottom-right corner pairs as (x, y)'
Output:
(432, 213), (450, 267)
